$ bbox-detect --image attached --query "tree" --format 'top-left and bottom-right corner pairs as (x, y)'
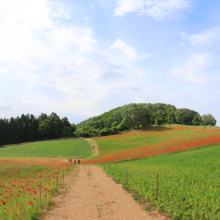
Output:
(202, 114), (216, 126)
(62, 127), (72, 137)
(38, 113), (48, 124)
(71, 123), (76, 132)
(166, 110), (176, 124)
(0, 112), (73, 145)
(192, 114), (202, 125)
(175, 108), (199, 125)
(122, 103), (151, 129)
(77, 126), (98, 137)
(99, 128), (112, 136)
(39, 119), (53, 138)
(62, 117), (71, 127)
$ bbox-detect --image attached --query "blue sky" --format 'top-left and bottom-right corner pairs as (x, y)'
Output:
(0, 0), (220, 125)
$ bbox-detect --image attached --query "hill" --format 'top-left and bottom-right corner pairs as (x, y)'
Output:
(76, 103), (216, 137)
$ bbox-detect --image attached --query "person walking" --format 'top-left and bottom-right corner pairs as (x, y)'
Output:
(78, 159), (80, 165)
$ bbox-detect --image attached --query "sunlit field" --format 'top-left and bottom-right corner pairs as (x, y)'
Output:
(99, 144), (220, 219)
(0, 139), (92, 158)
(84, 126), (220, 163)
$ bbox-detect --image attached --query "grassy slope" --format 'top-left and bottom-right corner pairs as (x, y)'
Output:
(85, 126), (220, 163)
(0, 139), (92, 158)
(84, 126), (220, 219)
(102, 144), (220, 219)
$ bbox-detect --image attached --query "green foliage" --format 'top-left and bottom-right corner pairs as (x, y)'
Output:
(77, 103), (176, 134)
(121, 103), (151, 129)
(71, 123), (76, 132)
(62, 127), (72, 137)
(0, 112), (73, 145)
(0, 139), (92, 158)
(192, 114), (202, 125)
(62, 117), (71, 127)
(101, 145), (220, 219)
(202, 114), (217, 126)
(76, 126), (98, 137)
(175, 108), (199, 125)
(99, 128), (112, 136)
(76, 103), (210, 136)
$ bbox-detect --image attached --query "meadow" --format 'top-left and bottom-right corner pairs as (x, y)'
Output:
(0, 158), (71, 220)
(98, 144), (220, 219)
(84, 126), (220, 163)
(0, 139), (91, 158)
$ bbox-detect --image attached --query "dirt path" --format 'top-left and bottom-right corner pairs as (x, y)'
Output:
(42, 165), (167, 220)
(84, 138), (99, 158)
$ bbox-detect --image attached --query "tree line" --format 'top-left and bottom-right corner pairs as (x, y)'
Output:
(76, 103), (217, 137)
(0, 103), (217, 145)
(0, 112), (76, 146)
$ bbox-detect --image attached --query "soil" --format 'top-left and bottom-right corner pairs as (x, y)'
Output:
(41, 165), (169, 220)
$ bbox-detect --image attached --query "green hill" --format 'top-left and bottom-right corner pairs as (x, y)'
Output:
(76, 103), (216, 137)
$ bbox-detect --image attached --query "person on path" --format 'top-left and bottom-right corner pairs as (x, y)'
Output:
(74, 160), (76, 165)
(78, 159), (80, 165)
(68, 158), (72, 165)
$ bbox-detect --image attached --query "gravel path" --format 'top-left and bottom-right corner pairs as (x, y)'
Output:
(42, 165), (167, 220)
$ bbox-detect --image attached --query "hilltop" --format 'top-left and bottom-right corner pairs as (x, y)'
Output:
(76, 103), (217, 137)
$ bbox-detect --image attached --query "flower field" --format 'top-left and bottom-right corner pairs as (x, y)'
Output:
(99, 144), (220, 219)
(84, 126), (220, 164)
(0, 158), (70, 220)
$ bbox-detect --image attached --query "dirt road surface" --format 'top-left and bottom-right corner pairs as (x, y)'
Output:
(42, 165), (168, 220)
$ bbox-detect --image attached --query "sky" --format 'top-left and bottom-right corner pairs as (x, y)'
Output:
(0, 0), (220, 125)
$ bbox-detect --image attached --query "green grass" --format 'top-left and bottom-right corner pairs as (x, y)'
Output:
(87, 126), (220, 163)
(101, 144), (220, 219)
(0, 139), (92, 158)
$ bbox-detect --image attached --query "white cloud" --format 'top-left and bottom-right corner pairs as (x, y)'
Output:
(114, 0), (191, 20)
(0, 0), (151, 119)
(52, 5), (71, 19)
(0, 0), (54, 30)
(181, 27), (220, 47)
(172, 53), (213, 84)
(109, 38), (138, 60)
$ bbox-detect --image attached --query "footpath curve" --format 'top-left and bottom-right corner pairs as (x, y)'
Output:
(84, 138), (99, 159)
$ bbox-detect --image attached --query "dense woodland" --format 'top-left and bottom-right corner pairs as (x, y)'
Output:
(0, 112), (76, 145)
(0, 103), (217, 145)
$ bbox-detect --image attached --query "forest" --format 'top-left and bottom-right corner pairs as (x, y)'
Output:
(0, 112), (75, 145)
(0, 103), (217, 145)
